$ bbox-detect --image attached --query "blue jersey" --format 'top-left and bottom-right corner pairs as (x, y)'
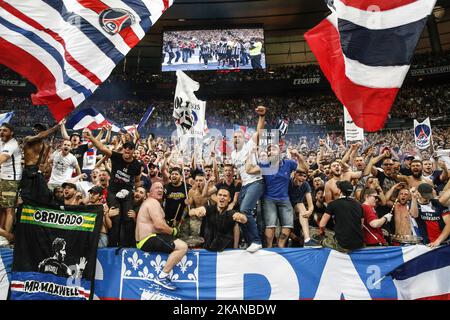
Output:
(415, 199), (450, 244)
(261, 159), (297, 201)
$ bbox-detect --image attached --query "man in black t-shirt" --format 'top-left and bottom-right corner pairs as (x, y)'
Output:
(67, 133), (87, 168)
(319, 181), (364, 252)
(83, 129), (142, 247)
(189, 187), (247, 252)
(204, 164), (241, 210)
(164, 167), (190, 226)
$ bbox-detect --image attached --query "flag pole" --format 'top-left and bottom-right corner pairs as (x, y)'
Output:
(429, 118), (436, 158)
(177, 135), (191, 229)
(372, 275), (387, 287)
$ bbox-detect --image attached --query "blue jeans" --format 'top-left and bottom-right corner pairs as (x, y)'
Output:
(238, 179), (264, 245)
(182, 50), (189, 62)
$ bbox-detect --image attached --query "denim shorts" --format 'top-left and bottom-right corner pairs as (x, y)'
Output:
(262, 198), (294, 228)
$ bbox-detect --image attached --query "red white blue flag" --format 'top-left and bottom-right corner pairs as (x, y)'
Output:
(0, 0), (173, 121)
(66, 107), (121, 132)
(388, 245), (450, 300)
(305, 0), (437, 132)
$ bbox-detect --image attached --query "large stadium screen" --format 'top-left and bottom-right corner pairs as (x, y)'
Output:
(162, 27), (266, 72)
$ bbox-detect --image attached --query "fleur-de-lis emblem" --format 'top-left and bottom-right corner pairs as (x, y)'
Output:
(150, 255), (166, 273)
(138, 266), (154, 279)
(127, 251), (143, 270)
(176, 255), (193, 274)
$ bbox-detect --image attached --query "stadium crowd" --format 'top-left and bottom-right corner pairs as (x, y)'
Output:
(1, 105), (449, 252)
(2, 82), (450, 130)
(1, 59), (450, 290)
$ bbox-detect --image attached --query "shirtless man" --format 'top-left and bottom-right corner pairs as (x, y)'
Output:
(187, 172), (208, 241)
(324, 161), (362, 204)
(396, 160), (433, 189)
(188, 172), (209, 208)
(21, 122), (61, 204)
(136, 182), (188, 291)
(392, 188), (413, 237)
(86, 185), (112, 248)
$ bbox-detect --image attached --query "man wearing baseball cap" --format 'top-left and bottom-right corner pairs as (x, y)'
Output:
(86, 186), (111, 248)
(318, 180), (364, 252)
(61, 182), (81, 206)
(400, 154), (415, 176)
(83, 129), (142, 247)
(410, 183), (450, 247)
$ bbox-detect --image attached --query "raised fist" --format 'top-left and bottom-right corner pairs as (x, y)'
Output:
(255, 106), (266, 116)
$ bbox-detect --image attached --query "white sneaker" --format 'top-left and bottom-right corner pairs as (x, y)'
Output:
(246, 242), (262, 253)
(0, 236), (9, 247)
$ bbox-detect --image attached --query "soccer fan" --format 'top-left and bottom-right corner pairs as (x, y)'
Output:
(136, 182), (188, 290)
(0, 123), (22, 246)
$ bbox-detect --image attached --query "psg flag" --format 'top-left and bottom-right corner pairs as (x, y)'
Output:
(414, 117), (432, 150)
(0, 0), (173, 121)
(304, 0), (437, 132)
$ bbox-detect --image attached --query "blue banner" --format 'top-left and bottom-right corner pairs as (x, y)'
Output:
(1, 246), (433, 300)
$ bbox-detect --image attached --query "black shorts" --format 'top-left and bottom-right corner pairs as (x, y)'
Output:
(139, 234), (176, 254)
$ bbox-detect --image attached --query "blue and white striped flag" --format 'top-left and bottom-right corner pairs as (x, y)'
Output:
(305, 0), (437, 131)
(0, 0), (173, 121)
(0, 111), (14, 126)
(388, 245), (450, 300)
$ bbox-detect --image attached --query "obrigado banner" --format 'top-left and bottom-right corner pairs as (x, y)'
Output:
(10, 204), (103, 300)
(0, 246), (436, 300)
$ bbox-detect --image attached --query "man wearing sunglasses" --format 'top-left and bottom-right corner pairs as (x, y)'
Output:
(83, 129), (142, 247)
(361, 189), (391, 246)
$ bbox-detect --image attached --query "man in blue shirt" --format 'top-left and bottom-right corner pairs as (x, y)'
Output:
(249, 144), (308, 247)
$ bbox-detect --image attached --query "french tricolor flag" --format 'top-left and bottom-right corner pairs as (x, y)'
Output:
(389, 245), (450, 300)
(66, 107), (121, 132)
(305, 0), (437, 132)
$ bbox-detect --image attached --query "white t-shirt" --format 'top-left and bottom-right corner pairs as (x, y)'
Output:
(231, 138), (262, 186)
(0, 138), (22, 180)
(48, 151), (78, 185)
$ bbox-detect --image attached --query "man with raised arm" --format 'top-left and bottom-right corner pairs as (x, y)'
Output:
(21, 122), (62, 204)
(231, 106), (266, 252)
(83, 129), (142, 247)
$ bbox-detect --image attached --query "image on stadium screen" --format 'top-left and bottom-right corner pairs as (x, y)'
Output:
(162, 28), (266, 72)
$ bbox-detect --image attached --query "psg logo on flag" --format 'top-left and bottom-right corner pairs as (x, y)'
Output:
(176, 110), (194, 131)
(99, 8), (136, 35)
(415, 123), (431, 149)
